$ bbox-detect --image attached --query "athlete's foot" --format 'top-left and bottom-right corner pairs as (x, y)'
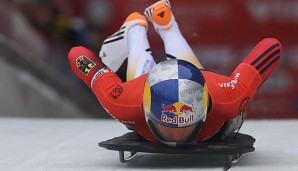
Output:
(99, 12), (148, 72)
(144, 0), (175, 32)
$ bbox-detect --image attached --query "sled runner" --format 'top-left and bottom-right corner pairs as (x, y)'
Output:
(99, 132), (255, 169)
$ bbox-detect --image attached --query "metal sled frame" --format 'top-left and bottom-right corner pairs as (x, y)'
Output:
(99, 132), (255, 170)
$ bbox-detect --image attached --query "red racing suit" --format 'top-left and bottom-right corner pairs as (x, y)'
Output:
(91, 38), (281, 142)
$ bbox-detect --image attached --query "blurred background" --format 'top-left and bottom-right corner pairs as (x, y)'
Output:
(0, 0), (297, 119)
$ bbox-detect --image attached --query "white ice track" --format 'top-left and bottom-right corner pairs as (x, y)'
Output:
(1, 118), (298, 171)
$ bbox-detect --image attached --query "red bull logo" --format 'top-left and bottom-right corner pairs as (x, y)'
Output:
(180, 104), (193, 113)
(161, 102), (194, 125)
(162, 102), (193, 115)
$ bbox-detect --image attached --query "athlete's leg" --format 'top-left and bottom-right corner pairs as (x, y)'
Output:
(145, 0), (204, 69)
(127, 25), (156, 81)
(99, 12), (155, 81)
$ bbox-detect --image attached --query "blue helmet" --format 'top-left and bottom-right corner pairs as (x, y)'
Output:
(143, 59), (209, 146)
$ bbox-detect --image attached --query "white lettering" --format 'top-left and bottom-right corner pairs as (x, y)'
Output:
(218, 73), (240, 89)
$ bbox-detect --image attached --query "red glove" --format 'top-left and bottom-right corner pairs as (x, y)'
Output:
(68, 46), (106, 88)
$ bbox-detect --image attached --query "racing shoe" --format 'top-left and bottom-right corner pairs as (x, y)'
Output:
(144, 0), (175, 32)
(99, 12), (148, 72)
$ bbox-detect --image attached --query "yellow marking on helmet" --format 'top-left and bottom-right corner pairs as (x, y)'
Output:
(172, 102), (184, 115)
(203, 83), (209, 113)
(143, 82), (151, 115)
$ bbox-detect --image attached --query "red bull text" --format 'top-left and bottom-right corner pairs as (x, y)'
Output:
(161, 114), (194, 124)
(161, 102), (194, 124)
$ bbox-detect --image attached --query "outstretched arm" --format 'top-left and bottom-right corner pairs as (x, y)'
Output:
(68, 46), (145, 123)
(240, 38), (282, 86)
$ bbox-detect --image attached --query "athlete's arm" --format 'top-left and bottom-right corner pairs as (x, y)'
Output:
(68, 46), (145, 123)
(206, 38), (282, 120)
(91, 72), (147, 123)
(228, 38), (282, 119)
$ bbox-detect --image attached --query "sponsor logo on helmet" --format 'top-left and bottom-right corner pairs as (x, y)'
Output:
(161, 102), (194, 125)
(162, 102), (193, 115)
(76, 56), (96, 75)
